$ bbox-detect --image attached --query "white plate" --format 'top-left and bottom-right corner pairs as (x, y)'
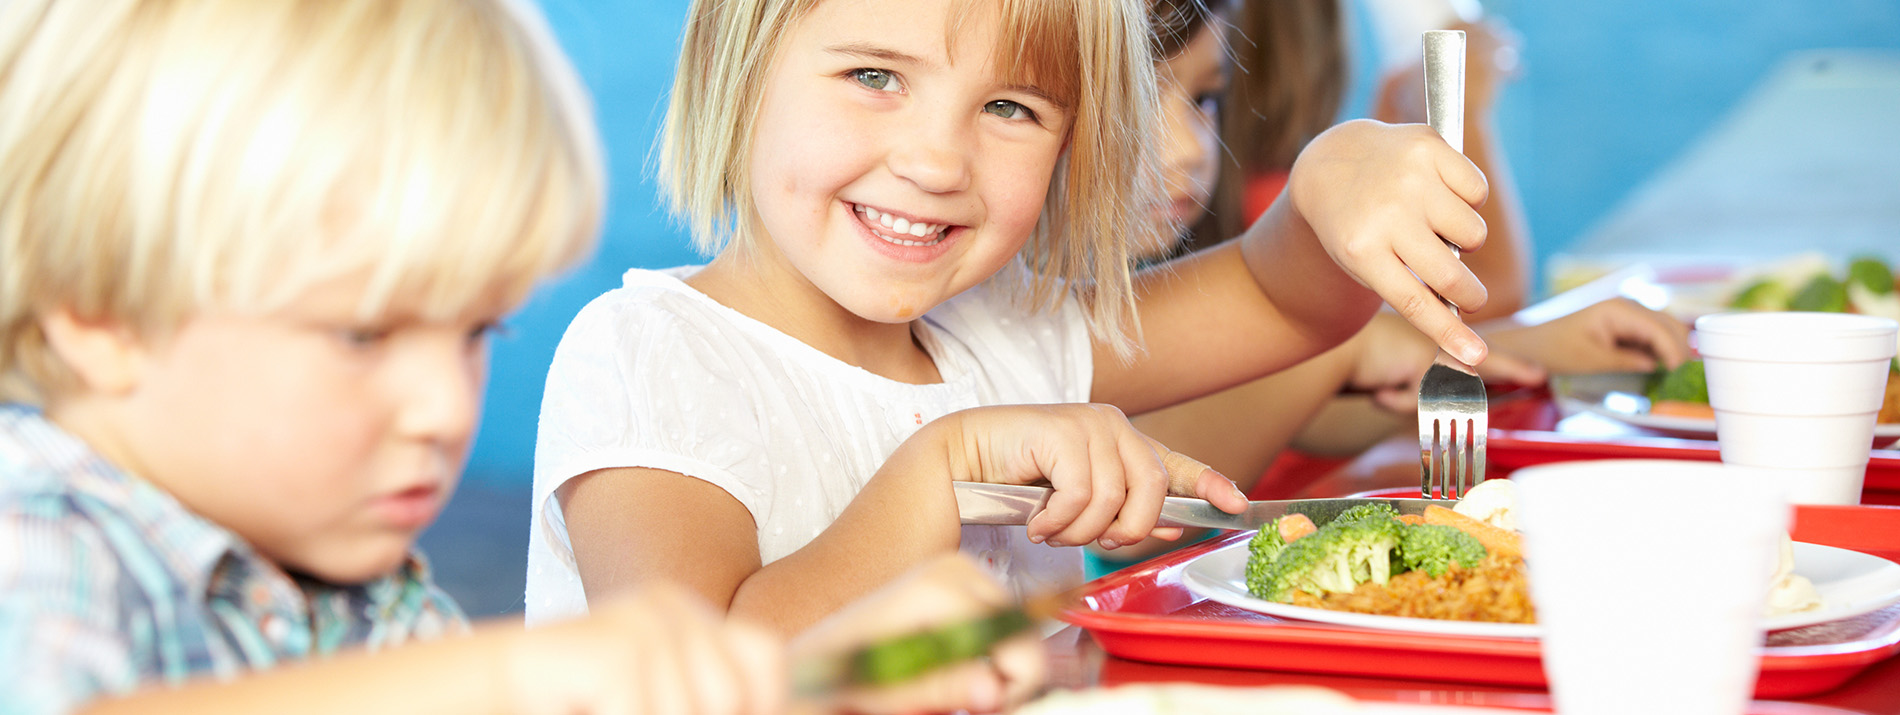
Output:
(1181, 538), (1900, 638)
(1548, 372), (1900, 446)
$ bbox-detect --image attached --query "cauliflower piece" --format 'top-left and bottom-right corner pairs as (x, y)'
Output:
(1452, 478), (1517, 532)
(1766, 533), (1822, 616)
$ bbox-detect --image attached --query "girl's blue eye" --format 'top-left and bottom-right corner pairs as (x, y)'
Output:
(850, 68), (896, 91)
(983, 100), (1036, 122)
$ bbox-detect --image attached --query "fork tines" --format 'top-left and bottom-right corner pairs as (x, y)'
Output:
(1418, 361), (1487, 499)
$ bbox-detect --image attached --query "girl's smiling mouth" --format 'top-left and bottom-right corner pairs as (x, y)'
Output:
(852, 202), (953, 247)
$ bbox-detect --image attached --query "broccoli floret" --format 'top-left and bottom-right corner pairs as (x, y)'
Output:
(1848, 256), (1896, 296)
(1244, 520), (1289, 590)
(1331, 502), (1401, 526)
(1645, 359), (1709, 404)
(1728, 279), (1791, 311)
(1789, 274), (1849, 312)
(1396, 524), (1488, 578)
(1246, 515), (1403, 603)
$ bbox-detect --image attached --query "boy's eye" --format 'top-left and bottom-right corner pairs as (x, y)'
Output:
(467, 321), (509, 346)
(983, 100), (1037, 122)
(339, 327), (391, 349)
(850, 68), (897, 91)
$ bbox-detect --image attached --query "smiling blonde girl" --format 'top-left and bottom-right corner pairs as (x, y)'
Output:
(531, 0), (1493, 633)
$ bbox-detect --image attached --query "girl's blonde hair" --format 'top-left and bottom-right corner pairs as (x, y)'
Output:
(0, 0), (604, 404)
(657, 0), (1164, 356)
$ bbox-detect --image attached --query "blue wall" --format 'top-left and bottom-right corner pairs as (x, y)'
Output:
(462, 0), (1900, 487)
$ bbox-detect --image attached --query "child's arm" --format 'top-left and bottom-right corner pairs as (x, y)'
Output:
(1097, 119), (1490, 415)
(74, 586), (784, 715)
(559, 404), (1246, 636)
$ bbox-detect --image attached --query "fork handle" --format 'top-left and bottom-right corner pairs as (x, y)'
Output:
(1423, 30), (1465, 155)
(1422, 29), (1467, 306)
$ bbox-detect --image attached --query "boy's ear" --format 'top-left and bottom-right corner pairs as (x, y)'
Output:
(38, 308), (146, 396)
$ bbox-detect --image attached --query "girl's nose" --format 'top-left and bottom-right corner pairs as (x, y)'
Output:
(886, 117), (972, 194)
(1161, 94), (1212, 176)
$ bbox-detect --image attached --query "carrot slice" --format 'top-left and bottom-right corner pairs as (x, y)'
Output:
(1424, 505), (1521, 558)
(1649, 400), (1716, 420)
(1277, 513), (1318, 543)
(1397, 514), (1425, 526)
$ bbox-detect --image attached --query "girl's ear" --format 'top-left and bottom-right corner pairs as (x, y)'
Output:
(38, 308), (146, 396)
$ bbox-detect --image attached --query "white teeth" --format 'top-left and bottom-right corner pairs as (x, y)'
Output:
(855, 204), (948, 246)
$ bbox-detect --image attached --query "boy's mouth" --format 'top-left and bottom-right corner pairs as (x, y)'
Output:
(852, 203), (952, 247)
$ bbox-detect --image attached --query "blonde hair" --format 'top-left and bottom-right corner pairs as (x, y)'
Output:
(0, 0), (604, 404)
(657, 0), (1164, 356)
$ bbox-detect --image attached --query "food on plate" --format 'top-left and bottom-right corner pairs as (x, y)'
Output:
(1016, 684), (1360, 715)
(1451, 478), (1517, 531)
(1245, 502), (1534, 623)
(1243, 479), (1821, 625)
(1646, 358), (1900, 424)
(1769, 534), (1822, 616)
(1725, 254), (1897, 315)
(1245, 504), (1406, 603)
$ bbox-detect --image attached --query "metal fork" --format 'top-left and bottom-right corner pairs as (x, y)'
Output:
(1417, 29), (1487, 499)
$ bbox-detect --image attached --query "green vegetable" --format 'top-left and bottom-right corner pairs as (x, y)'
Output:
(1395, 524), (1488, 578)
(1848, 257), (1897, 296)
(1789, 274), (1849, 312)
(1645, 359), (1709, 404)
(1246, 512), (1403, 603)
(1245, 518), (1290, 589)
(847, 608), (1031, 686)
(1729, 279), (1791, 311)
(1331, 502), (1402, 527)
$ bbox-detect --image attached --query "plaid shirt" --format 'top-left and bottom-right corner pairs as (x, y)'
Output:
(0, 405), (468, 715)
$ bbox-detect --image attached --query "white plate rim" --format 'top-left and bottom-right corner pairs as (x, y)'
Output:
(1548, 372), (1900, 440)
(1180, 538), (1900, 639)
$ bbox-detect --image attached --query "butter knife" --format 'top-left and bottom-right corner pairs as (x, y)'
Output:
(953, 481), (1451, 531)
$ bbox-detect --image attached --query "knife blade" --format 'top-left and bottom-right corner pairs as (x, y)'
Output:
(953, 481), (1452, 531)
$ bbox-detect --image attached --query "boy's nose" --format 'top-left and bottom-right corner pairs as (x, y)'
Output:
(393, 341), (483, 445)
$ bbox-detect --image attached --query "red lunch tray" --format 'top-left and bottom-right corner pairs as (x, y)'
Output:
(1482, 391), (1900, 504)
(1056, 503), (1900, 699)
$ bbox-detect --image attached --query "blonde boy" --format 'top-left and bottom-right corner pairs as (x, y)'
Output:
(0, 0), (795, 712)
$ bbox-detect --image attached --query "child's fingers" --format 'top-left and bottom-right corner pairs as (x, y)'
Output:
(1394, 236), (1487, 313)
(1051, 419), (1144, 547)
(1363, 260), (1488, 365)
(1431, 139), (1490, 209)
(1160, 449), (1248, 513)
(1022, 418), (1095, 544)
(1092, 429), (1169, 548)
(1031, 412), (1126, 546)
(1427, 189), (1489, 254)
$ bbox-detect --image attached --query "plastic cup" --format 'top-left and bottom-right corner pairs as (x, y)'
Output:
(1695, 312), (1899, 505)
(1516, 460), (1790, 715)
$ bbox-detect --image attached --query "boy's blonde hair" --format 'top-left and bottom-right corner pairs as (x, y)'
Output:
(658, 0), (1164, 355)
(0, 0), (604, 404)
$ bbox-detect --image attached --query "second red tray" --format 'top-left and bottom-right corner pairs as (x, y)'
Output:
(1058, 504), (1900, 698)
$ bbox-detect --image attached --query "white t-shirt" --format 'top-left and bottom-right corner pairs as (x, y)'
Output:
(526, 266), (1094, 624)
